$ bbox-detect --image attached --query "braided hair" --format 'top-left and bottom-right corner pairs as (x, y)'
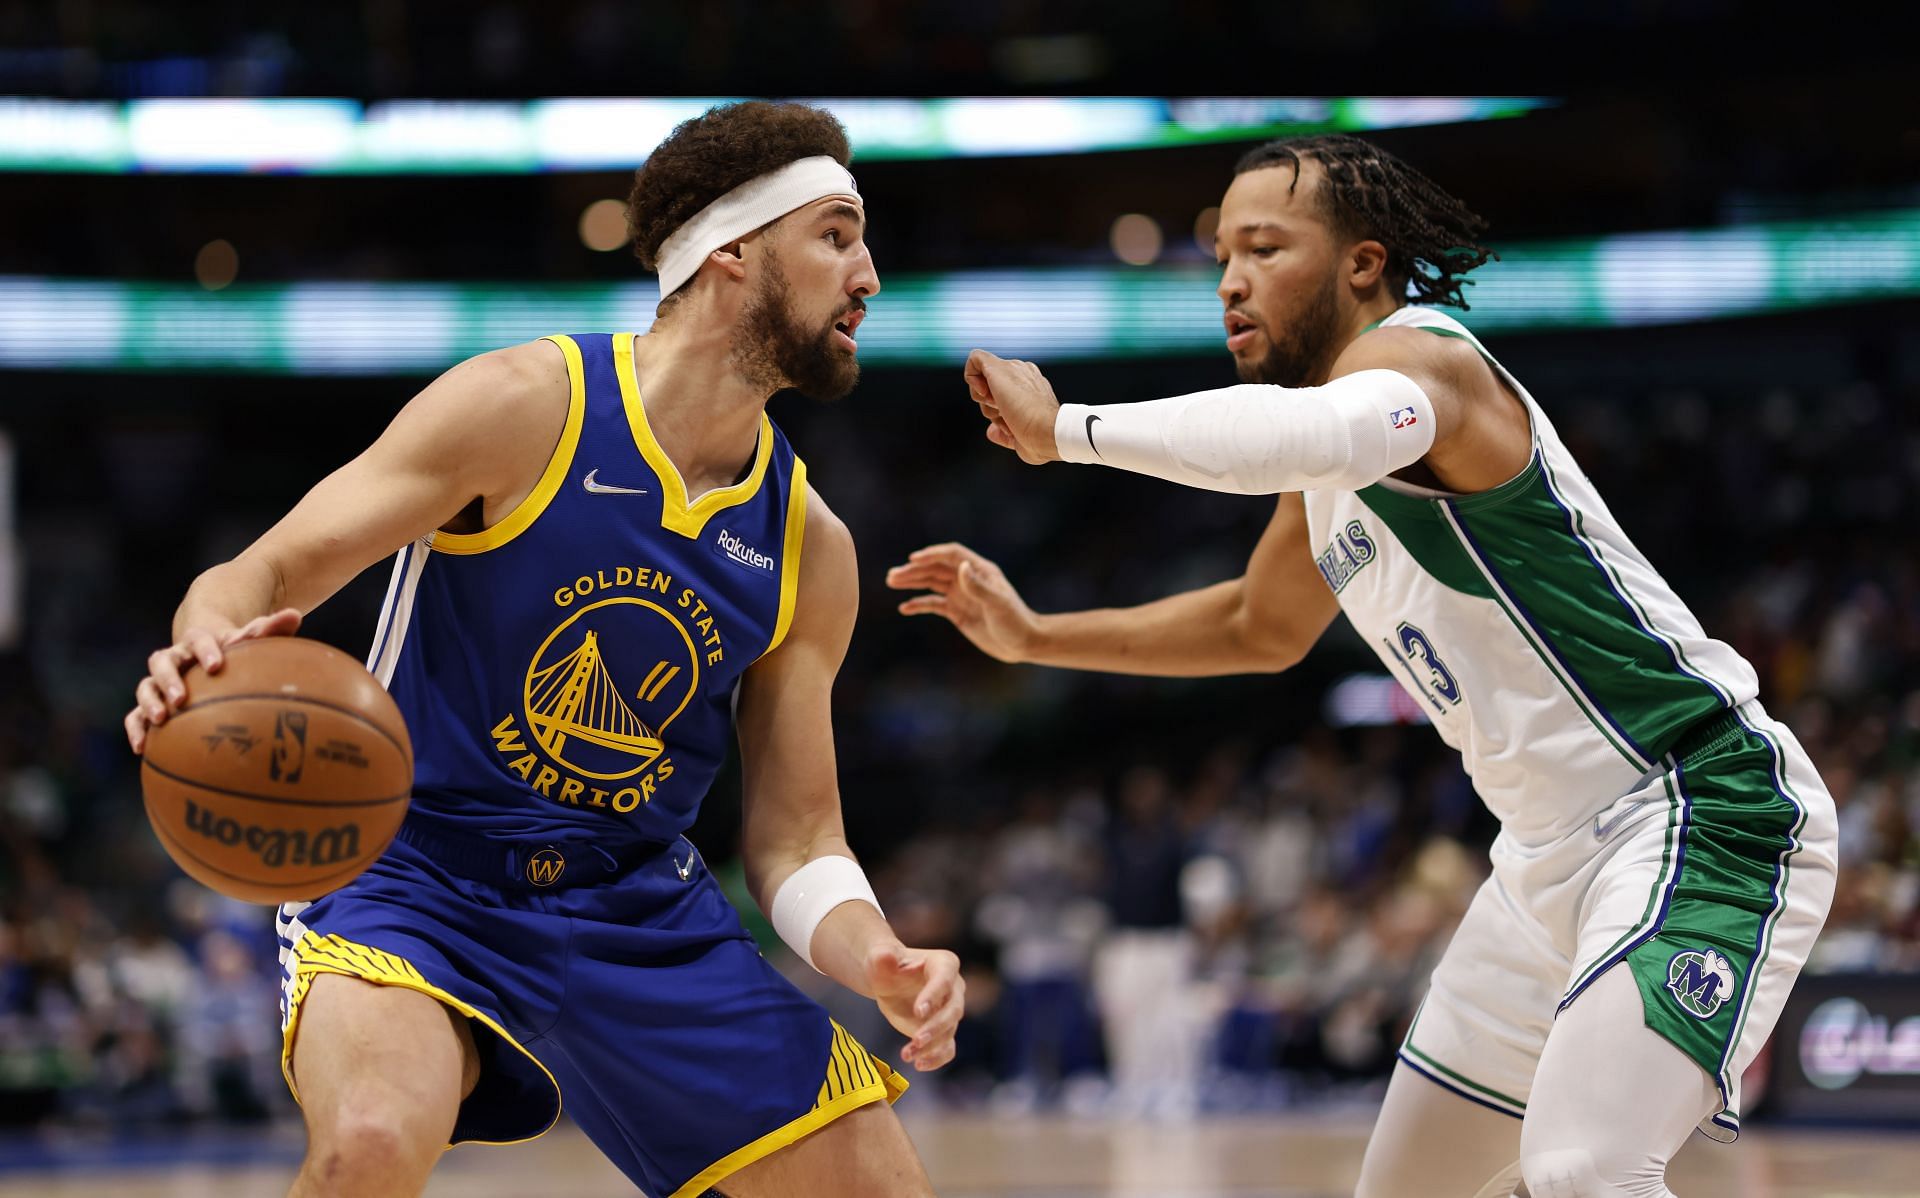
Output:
(1235, 134), (1496, 309)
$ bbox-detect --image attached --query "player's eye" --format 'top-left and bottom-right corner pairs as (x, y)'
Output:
(825, 228), (841, 245)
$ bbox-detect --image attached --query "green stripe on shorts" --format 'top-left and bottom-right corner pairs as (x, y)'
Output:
(1623, 719), (1801, 1100)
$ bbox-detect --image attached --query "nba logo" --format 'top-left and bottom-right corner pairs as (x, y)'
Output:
(1390, 406), (1418, 429)
(270, 711), (308, 783)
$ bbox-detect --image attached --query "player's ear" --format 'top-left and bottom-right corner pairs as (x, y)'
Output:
(1349, 238), (1388, 290)
(710, 241), (749, 282)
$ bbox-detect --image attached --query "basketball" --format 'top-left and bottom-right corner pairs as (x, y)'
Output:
(140, 637), (413, 904)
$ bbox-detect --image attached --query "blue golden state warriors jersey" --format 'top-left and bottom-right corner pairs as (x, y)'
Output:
(365, 332), (808, 847)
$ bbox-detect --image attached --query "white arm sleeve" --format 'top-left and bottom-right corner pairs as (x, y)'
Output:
(1053, 368), (1437, 494)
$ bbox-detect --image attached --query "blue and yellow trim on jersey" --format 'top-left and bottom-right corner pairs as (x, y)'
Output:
(433, 334), (589, 556)
(279, 929), (565, 1148)
(672, 1020), (909, 1198)
(613, 331), (775, 541)
(765, 458), (809, 656)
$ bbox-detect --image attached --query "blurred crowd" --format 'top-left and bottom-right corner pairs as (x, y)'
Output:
(0, 340), (1916, 1130)
(0, 854), (286, 1128)
(837, 625), (1920, 1115)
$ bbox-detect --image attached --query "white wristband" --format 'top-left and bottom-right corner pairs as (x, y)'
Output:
(769, 855), (882, 971)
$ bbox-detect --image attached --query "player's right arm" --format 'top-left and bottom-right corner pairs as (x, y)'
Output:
(884, 490), (1339, 677)
(126, 340), (571, 752)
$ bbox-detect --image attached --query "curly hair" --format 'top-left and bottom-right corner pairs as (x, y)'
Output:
(627, 101), (851, 291)
(1235, 134), (1496, 309)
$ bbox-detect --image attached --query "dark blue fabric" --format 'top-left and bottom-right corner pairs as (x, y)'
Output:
(385, 331), (801, 847)
(282, 829), (835, 1197)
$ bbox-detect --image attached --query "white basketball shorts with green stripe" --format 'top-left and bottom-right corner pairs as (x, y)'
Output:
(1400, 701), (1837, 1141)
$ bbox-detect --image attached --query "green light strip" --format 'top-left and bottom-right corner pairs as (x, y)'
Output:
(0, 96), (1551, 174)
(1, 209), (1912, 374)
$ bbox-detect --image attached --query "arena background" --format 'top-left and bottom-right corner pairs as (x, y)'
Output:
(0, 4), (1915, 1196)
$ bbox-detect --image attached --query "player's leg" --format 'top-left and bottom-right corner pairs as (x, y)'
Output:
(1354, 863), (1562, 1198)
(546, 854), (930, 1198)
(287, 973), (481, 1198)
(1519, 705), (1839, 1197)
(714, 1100), (934, 1198)
(1517, 965), (1712, 1198)
(1355, 1061), (1524, 1198)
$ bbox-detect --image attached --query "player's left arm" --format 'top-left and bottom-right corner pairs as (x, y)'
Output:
(736, 487), (964, 1072)
(1319, 327), (1532, 493)
(967, 326), (1531, 495)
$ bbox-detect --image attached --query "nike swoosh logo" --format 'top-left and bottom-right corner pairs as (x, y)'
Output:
(1593, 797), (1656, 840)
(1085, 413), (1103, 459)
(582, 469), (648, 496)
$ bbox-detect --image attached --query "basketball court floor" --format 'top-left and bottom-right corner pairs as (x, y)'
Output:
(0, 1111), (1913, 1196)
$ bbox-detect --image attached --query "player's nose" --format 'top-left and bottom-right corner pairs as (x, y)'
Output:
(1217, 262), (1247, 306)
(850, 246), (880, 298)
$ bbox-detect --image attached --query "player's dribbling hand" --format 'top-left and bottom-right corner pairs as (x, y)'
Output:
(965, 349), (1061, 465)
(124, 608), (303, 754)
(864, 941), (965, 1072)
(885, 542), (1037, 663)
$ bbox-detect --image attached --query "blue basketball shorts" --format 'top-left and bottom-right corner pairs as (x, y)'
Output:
(273, 817), (907, 1198)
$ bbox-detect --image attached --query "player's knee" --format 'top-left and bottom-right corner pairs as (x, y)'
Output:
(304, 1086), (449, 1189)
(1520, 1148), (1605, 1198)
(304, 1121), (435, 1193)
(1519, 1146), (1666, 1198)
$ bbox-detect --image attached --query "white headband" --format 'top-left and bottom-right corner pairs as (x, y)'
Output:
(654, 155), (860, 298)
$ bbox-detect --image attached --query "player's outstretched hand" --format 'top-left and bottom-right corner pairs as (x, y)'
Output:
(864, 941), (965, 1072)
(965, 349), (1061, 465)
(125, 608), (302, 754)
(886, 542), (1037, 663)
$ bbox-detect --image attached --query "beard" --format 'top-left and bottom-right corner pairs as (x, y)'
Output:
(1236, 271), (1343, 388)
(732, 254), (861, 402)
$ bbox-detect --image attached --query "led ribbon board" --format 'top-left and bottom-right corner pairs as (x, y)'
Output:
(1, 209), (1912, 374)
(0, 97), (1550, 173)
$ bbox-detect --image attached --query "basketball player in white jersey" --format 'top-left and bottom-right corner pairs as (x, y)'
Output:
(888, 135), (1837, 1198)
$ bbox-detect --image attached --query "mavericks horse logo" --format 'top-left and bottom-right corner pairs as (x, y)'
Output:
(523, 597), (700, 782)
(1666, 948), (1738, 1020)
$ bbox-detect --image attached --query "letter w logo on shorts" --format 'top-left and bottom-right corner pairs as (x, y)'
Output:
(525, 848), (567, 887)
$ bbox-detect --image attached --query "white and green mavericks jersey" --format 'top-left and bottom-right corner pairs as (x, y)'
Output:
(1311, 307), (1834, 1140)
(1303, 305), (1760, 845)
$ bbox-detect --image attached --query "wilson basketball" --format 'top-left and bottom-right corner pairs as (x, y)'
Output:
(140, 637), (413, 904)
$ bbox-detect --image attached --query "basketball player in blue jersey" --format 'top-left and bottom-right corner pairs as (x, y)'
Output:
(891, 136), (1837, 1197)
(123, 102), (959, 1198)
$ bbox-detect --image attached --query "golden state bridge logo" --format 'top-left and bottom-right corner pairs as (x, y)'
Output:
(490, 567), (723, 815)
